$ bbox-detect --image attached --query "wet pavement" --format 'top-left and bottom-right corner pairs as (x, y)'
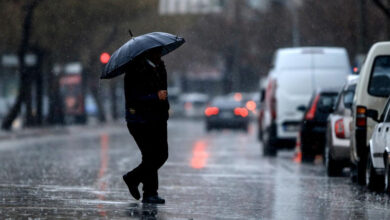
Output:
(1, 119), (390, 219)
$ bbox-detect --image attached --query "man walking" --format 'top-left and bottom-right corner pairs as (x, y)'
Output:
(122, 47), (169, 204)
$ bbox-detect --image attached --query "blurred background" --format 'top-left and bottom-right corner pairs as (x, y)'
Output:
(0, 0), (389, 130)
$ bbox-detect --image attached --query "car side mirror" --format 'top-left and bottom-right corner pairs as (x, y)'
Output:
(297, 105), (306, 112)
(366, 109), (379, 122)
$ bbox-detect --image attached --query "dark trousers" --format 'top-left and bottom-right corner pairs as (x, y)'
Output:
(127, 121), (168, 196)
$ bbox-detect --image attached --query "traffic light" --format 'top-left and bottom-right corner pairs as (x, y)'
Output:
(100, 52), (110, 64)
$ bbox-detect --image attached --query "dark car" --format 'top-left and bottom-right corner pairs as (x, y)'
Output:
(205, 96), (249, 132)
(299, 89), (339, 162)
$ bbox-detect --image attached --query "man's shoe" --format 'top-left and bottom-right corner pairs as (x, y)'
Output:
(142, 195), (165, 204)
(123, 174), (140, 200)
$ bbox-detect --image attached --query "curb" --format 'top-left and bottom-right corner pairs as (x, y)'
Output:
(0, 126), (70, 141)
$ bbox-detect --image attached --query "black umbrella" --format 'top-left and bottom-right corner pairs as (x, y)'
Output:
(100, 32), (185, 79)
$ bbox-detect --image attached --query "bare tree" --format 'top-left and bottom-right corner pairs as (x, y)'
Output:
(1, 0), (43, 130)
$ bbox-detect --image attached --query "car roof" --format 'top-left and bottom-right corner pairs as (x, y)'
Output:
(315, 87), (341, 94)
(277, 47), (347, 55)
(347, 75), (359, 85)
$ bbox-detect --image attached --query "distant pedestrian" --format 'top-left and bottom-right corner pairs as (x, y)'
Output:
(122, 46), (169, 204)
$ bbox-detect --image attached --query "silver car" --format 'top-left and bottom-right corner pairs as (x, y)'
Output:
(324, 76), (358, 176)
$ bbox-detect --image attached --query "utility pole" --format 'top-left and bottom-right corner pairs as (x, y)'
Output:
(358, 0), (367, 53)
(289, 0), (301, 47)
(231, 0), (243, 92)
(386, 0), (390, 39)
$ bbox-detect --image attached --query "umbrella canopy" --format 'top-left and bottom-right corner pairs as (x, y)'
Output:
(100, 32), (185, 79)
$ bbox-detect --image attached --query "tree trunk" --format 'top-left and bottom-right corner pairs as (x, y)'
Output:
(46, 62), (65, 125)
(24, 70), (34, 126)
(1, 0), (41, 130)
(34, 48), (44, 126)
(90, 84), (106, 123)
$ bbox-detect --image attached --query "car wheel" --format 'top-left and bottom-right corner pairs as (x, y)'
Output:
(206, 124), (212, 132)
(262, 126), (277, 157)
(357, 148), (367, 186)
(258, 127), (263, 141)
(301, 138), (314, 163)
(350, 164), (358, 183)
(325, 144), (341, 177)
(242, 124), (249, 132)
(384, 156), (390, 193)
(366, 150), (385, 191)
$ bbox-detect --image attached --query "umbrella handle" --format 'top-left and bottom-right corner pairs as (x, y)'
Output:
(128, 29), (133, 38)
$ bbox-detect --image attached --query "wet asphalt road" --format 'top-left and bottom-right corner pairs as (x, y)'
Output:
(1, 119), (390, 219)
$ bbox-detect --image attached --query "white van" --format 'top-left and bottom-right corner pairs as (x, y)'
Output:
(261, 47), (351, 156)
(350, 42), (390, 186)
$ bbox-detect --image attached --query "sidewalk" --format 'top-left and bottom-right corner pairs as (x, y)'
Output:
(0, 126), (69, 141)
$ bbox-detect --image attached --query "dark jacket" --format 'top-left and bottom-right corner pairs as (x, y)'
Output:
(124, 58), (169, 123)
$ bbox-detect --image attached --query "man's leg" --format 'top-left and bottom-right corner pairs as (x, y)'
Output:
(124, 123), (151, 200)
(141, 122), (168, 195)
(141, 121), (168, 204)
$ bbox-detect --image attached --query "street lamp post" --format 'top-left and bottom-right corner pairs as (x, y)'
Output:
(288, 0), (301, 47)
(358, 0), (367, 53)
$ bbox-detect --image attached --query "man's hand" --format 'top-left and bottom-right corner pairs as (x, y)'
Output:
(158, 90), (167, 101)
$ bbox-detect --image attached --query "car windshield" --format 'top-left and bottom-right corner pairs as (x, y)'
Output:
(211, 98), (241, 108)
(318, 93), (338, 109)
(368, 56), (390, 97)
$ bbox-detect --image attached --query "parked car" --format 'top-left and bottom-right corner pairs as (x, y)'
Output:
(350, 41), (390, 185)
(324, 76), (358, 176)
(261, 47), (350, 156)
(365, 97), (390, 191)
(204, 96), (249, 131)
(176, 93), (209, 118)
(299, 89), (339, 162)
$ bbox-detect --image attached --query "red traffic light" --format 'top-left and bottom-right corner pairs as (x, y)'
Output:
(100, 52), (110, 64)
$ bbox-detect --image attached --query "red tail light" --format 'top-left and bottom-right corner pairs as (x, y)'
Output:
(305, 94), (320, 120)
(205, 107), (219, 117)
(356, 106), (367, 127)
(234, 107), (248, 117)
(246, 100), (257, 111)
(335, 118), (345, 138)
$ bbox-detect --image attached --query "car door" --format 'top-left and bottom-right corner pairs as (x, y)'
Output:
(371, 99), (390, 168)
(383, 100), (390, 160)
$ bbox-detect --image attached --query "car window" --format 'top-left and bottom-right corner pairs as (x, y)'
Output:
(333, 91), (343, 111)
(318, 94), (337, 110)
(368, 56), (390, 97)
(211, 98), (242, 108)
(343, 90), (354, 107)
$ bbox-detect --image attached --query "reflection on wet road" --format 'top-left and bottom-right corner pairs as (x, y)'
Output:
(1, 119), (390, 219)
(97, 134), (109, 217)
(190, 140), (209, 169)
